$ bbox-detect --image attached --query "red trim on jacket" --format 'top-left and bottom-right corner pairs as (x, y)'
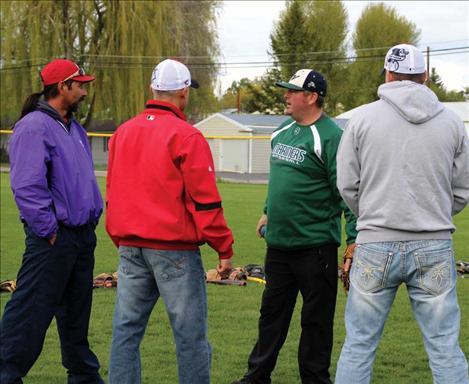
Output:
(105, 100), (234, 259)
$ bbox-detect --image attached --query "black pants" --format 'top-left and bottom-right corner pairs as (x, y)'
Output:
(0, 224), (104, 384)
(244, 244), (338, 384)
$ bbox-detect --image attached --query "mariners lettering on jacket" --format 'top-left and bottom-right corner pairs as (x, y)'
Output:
(272, 143), (306, 164)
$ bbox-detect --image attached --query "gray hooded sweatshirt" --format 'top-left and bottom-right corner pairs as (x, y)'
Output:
(337, 80), (469, 243)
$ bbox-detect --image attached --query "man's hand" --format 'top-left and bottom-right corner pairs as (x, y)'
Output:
(341, 243), (356, 295)
(217, 258), (233, 279)
(256, 214), (268, 238)
(49, 233), (57, 246)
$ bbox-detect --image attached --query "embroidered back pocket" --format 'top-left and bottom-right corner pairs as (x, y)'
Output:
(414, 248), (454, 296)
(351, 244), (392, 293)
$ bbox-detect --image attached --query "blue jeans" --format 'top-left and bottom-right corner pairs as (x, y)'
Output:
(108, 247), (211, 384)
(335, 240), (468, 384)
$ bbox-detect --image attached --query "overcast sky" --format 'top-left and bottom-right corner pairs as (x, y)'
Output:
(216, 1), (469, 94)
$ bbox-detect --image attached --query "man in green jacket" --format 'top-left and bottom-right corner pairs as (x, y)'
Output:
(233, 69), (357, 384)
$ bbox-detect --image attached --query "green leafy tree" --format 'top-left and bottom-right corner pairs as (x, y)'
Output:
(0, 0), (220, 127)
(220, 72), (285, 114)
(463, 87), (469, 101)
(243, 68), (285, 114)
(220, 82), (239, 112)
(220, 78), (255, 112)
(344, 3), (420, 110)
(270, 0), (348, 114)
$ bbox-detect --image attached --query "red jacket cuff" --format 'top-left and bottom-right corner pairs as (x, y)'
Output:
(218, 247), (233, 259)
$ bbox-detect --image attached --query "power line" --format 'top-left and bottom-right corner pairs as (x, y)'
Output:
(1, 46), (467, 71)
(218, 38), (469, 59)
(3, 44), (467, 63)
(430, 50), (469, 57)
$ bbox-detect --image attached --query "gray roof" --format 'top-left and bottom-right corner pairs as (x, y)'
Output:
(220, 112), (347, 132)
(220, 112), (289, 127)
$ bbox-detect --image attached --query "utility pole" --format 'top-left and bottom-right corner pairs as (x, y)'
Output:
(426, 46), (430, 84)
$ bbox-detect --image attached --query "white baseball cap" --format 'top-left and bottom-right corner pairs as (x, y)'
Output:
(383, 44), (426, 74)
(150, 59), (199, 91)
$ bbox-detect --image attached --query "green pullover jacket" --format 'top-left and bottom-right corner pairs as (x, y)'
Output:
(264, 115), (357, 250)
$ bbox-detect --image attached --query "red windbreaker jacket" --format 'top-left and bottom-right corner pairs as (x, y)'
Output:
(105, 100), (234, 259)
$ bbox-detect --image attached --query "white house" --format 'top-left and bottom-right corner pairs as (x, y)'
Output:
(195, 112), (289, 174)
(195, 112), (348, 174)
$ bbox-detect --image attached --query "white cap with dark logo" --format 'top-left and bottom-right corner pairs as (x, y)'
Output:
(276, 69), (327, 97)
(383, 44), (426, 74)
(150, 59), (199, 91)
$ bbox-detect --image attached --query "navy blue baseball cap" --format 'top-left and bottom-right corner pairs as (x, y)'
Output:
(276, 69), (327, 97)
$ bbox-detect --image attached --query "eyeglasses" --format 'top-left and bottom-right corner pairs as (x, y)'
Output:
(62, 67), (85, 83)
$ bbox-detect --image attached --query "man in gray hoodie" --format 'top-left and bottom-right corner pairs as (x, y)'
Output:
(335, 44), (469, 384)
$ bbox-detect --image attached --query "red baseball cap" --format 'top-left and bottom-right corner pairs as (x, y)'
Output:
(40, 59), (95, 86)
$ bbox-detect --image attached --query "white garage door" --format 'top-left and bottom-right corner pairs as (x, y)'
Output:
(220, 140), (248, 172)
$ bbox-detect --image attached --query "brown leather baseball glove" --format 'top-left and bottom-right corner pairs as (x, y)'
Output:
(206, 267), (246, 281)
(341, 243), (356, 295)
(0, 280), (16, 293)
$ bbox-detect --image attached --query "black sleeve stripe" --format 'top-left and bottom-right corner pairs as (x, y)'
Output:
(195, 201), (222, 211)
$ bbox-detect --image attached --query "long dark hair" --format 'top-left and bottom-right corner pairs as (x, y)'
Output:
(19, 81), (72, 119)
(19, 92), (44, 119)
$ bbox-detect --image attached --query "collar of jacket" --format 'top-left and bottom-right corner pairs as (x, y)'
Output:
(36, 99), (74, 130)
(144, 100), (186, 121)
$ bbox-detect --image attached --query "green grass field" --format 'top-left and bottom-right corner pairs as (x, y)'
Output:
(1, 172), (468, 383)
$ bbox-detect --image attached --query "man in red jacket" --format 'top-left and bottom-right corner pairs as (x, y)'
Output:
(106, 59), (234, 384)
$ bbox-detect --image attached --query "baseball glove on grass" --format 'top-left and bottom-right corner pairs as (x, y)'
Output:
(0, 280), (16, 293)
(205, 268), (247, 286)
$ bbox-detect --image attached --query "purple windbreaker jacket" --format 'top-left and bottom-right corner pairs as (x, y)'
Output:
(9, 101), (103, 238)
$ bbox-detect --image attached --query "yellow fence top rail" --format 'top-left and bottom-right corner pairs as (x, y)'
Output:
(1, 129), (271, 140)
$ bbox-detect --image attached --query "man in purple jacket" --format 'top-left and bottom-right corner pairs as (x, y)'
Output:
(0, 59), (104, 384)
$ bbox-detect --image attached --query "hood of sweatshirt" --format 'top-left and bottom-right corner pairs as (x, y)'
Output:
(377, 80), (444, 124)
(36, 99), (73, 129)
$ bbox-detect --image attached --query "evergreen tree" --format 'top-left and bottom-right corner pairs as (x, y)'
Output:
(428, 67), (465, 102)
(270, 0), (310, 80)
(343, 3), (420, 110)
(270, 0), (348, 114)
